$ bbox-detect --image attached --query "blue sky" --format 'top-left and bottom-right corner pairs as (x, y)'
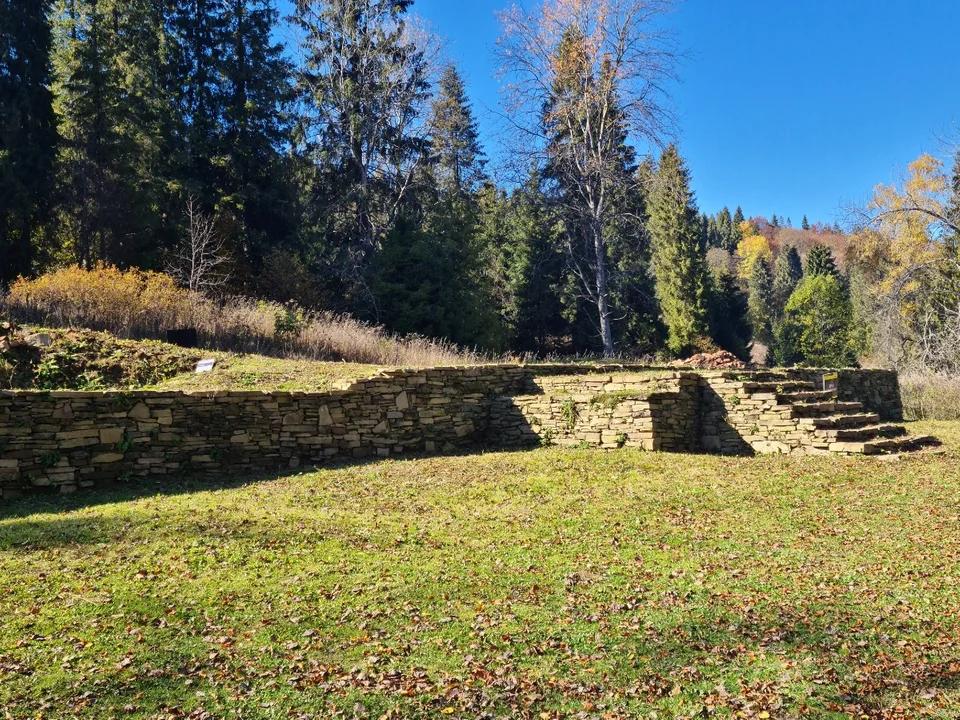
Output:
(283, 0), (960, 225)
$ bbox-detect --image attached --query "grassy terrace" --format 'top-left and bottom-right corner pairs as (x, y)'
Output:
(2, 423), (959, 718)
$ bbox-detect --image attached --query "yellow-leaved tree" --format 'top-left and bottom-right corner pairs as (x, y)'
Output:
(736, 226), (772, 279)
(848, 152), (960, 371)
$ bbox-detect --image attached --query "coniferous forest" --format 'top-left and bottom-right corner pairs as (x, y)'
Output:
(3, 0), (960, 370)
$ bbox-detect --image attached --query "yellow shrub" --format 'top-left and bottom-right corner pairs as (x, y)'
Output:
(3, 265), (490, 366)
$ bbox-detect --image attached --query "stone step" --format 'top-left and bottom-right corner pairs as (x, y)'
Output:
(742, 380), (817, 394)
(791, 401), (865, 418)
(806, 412), (880, 429)
(777, 390), (838, 403)
(829, 435), (940, 455)
(815, 423), (908, 441)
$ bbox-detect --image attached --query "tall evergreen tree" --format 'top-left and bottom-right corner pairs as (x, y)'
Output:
(747, 257), (774, 347)
(293, 0), (431, 311)
(217, 0), (294, 279)
(372, 61), (496, 347)
(801, 214), (810, 230)
(648, 144), (711, 355)
(715, 206), (733, 251)
(708, 267), (750, 359)
(772, 245), (803, 315)
(483, 176), (566, 354)
(428, 64), (485, 196)
(805, 243), (839, 278)
(50, 0), (167, 267)
(0, 0), (58, 283)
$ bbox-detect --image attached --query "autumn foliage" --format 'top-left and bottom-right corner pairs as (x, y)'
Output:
(2, 266), (490, 367)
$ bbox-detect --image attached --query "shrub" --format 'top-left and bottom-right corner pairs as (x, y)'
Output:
(773, 274), (858, 367)
(900, 372), (960, 421)
(2, 265), (492, 367)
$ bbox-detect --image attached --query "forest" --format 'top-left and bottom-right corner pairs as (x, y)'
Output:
(2, 0), (960, 375)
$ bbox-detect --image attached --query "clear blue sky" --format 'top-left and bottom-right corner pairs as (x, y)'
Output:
(282, 0), (960, 225)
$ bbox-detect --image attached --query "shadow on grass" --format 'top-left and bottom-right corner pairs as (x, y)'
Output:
(0, 445), (520, 525)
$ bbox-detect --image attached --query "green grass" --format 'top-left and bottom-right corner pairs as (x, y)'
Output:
(146, 354), (383, 393)
(2, 423), (960, 718)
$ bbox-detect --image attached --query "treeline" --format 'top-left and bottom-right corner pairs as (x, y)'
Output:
(3, 0), (953, 366)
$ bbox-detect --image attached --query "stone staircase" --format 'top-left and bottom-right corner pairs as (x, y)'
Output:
(740, 374), (938, 456)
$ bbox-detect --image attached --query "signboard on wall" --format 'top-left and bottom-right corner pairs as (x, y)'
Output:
(822, 372), (839, 393)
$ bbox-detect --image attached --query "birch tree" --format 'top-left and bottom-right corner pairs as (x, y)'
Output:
(496, 0), (679, 356)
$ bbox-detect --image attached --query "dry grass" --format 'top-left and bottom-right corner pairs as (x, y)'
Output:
(900, 371), (960, 420)
(3, 266), (494, 367)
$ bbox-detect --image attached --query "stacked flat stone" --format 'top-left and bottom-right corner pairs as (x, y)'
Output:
(0, 364), (920, 500)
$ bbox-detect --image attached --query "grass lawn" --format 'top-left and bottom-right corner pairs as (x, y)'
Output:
(2, 422), (959, 718)
(147, 354), (384, 393)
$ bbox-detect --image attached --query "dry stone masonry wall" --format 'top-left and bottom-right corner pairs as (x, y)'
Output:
(0, 364), (915, 500)
(488, 372), (700, 452)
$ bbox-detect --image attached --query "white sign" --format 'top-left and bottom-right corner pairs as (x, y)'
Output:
(822, 372), (839, 392)
(195, 359), (216, 374)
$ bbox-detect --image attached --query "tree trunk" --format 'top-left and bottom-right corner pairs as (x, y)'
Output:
(593, 223), (614, 357)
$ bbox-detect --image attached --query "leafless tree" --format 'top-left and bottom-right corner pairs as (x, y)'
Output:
(495, 0), (681, 356)
(167, 197), (232, 295)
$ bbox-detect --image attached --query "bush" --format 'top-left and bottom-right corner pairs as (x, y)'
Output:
(2, 265), (492, 367)
(900, 372), (960, 421)
(773, 274), (858, 367)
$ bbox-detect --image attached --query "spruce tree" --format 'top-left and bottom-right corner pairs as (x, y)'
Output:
(648, 144), (711, 355)
(0, 0), (58, 283)
(801, 214), (810, 230)
(715, 206), (733, 251)
(428, 64), (485, 196)
(293, 0), (431, 303)
(708, 267), (750, 359)
(805, 243), (839, 278)
(731, 206), (745, 249)
(218, 0), (294, 278)
(482, 176), (566, 354)
(772, 245), (803, 315)
(50, 0), (164, 267)
(747, 257), (774, 347)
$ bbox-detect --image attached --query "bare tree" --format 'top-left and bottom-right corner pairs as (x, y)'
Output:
(495, 0), (680, 356)
(167, 197), (232, 294)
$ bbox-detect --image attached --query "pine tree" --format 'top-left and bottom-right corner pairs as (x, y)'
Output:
(482, 176), (566, 354)
(0, 0), (58, 283)
(772, 245), (803, 315)
(731, 206), (745, 249)
(805, 243), (839, 278)
(293, 0), (431, 303)
(708, 267), (750, 359)
(373, 66), (495, 348)
(218, 0), (294, 278)
(648, 144), (711, 355)
(747, 257), (774, 348)
(801, 214), (810, 230)
(50, 0), (166, 267)
(771, 214), (779, 228)
(715, 206), (733, 251)
(428, 64), (485, 196)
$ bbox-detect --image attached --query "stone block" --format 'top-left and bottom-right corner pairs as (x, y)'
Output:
(100, 427), (126, 444)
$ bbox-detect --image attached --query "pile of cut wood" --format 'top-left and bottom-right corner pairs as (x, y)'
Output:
(668, 350), (747, 370)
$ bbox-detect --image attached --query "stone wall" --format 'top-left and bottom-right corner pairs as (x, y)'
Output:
(784, 369), (902, 421)
(0, 364), (907, 500)
(0, 365), (532, 499)
(487, 372), (700, 452)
